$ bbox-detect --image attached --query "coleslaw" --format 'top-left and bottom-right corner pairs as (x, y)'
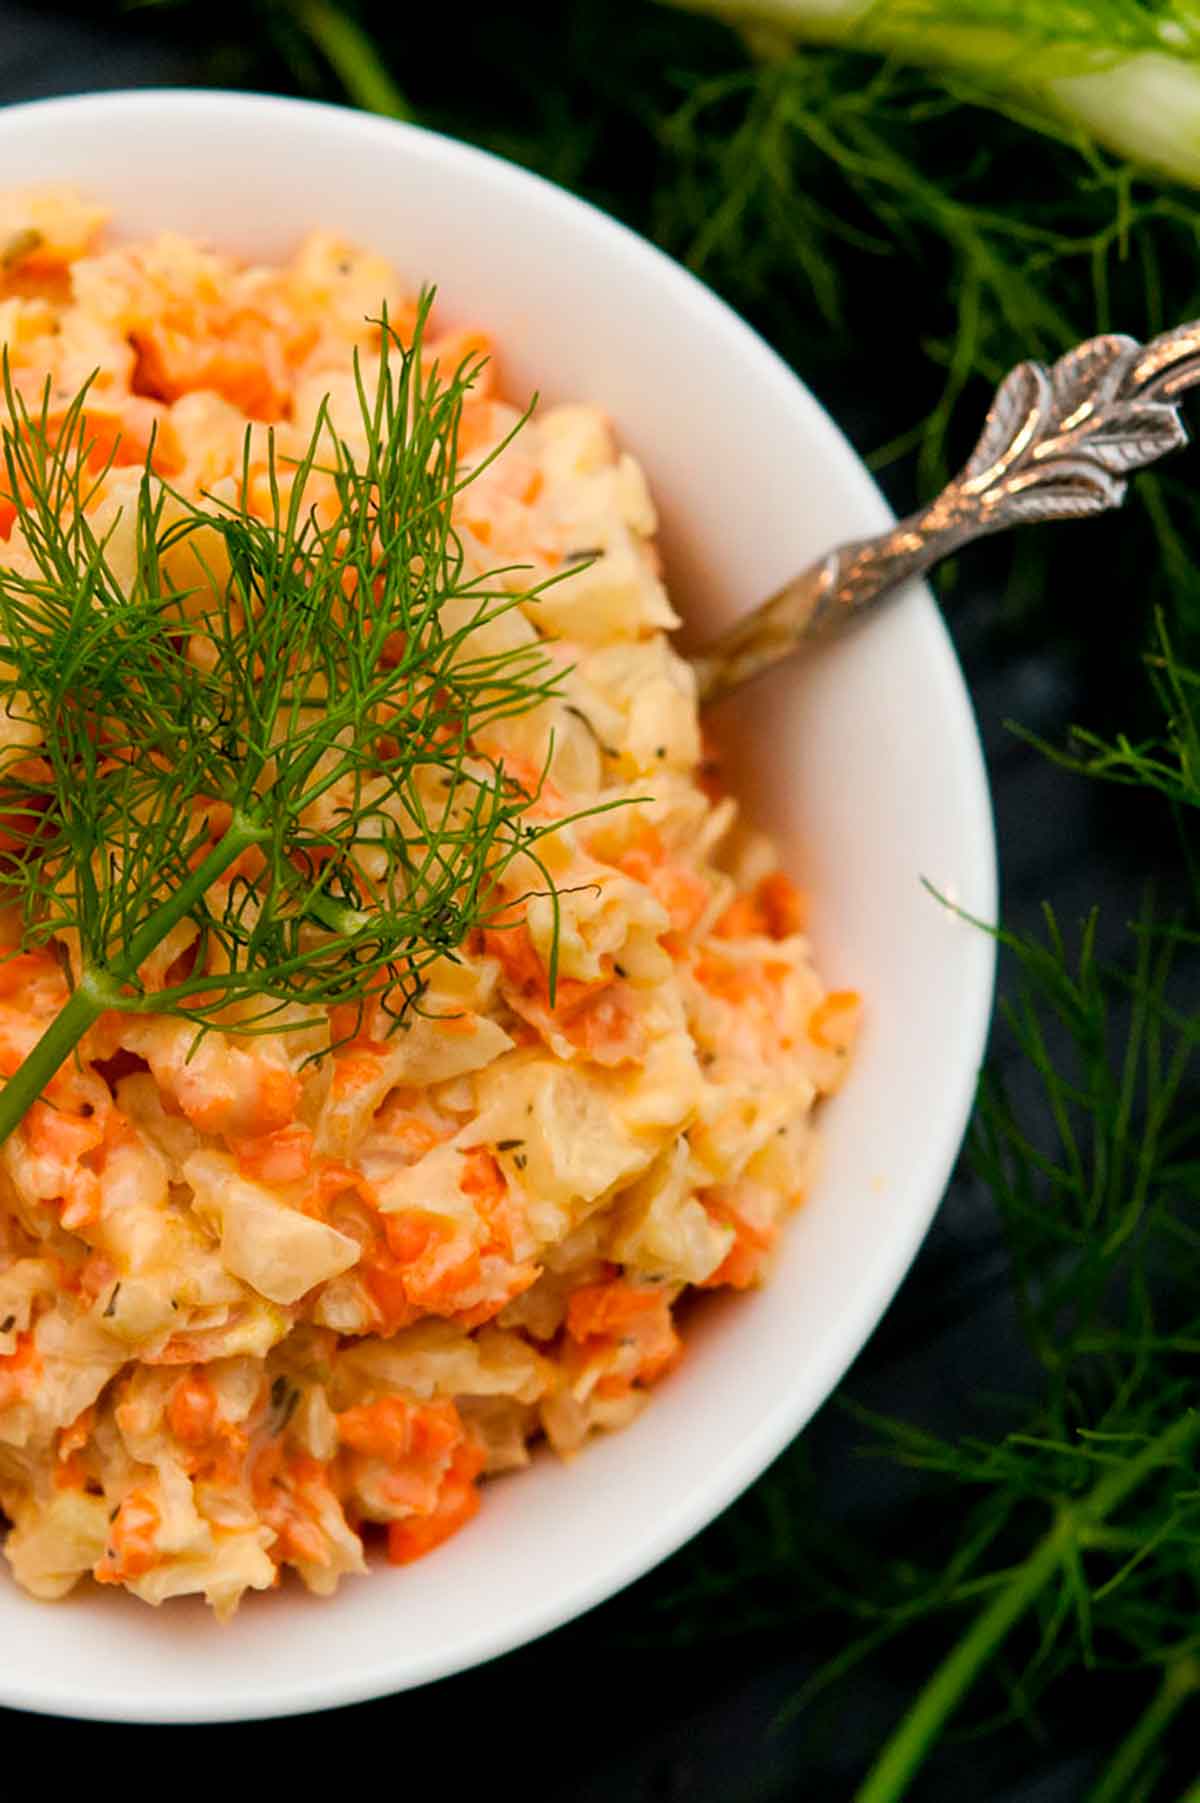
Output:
(0, 189), (859, 1615)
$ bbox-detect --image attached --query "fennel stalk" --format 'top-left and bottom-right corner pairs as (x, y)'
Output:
(664, 0), (1200, 190)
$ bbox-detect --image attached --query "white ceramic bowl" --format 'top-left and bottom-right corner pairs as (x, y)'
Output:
(0, 88), (996, 1722)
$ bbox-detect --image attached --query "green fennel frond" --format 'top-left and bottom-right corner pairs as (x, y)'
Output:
(1026, 611), (1200, 809)
(0, 293), (596, 1140)
(665, 0), (1200, 189)
(614, 898), (1200, 1795)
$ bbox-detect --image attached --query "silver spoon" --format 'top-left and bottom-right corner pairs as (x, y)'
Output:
(691, 321), (1200, 707)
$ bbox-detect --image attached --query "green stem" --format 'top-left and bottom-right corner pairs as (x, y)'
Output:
(1175, 1776), (1200, 1803)
(1087, 1660), (1200, 1803)
(119, 813), (265, 972)
(0, 815), (265, 1147)
(0, 978), (118, 1144)
(304, 893), (370, 937)
(854, 1413), (1200, 1803)
(296, 2), (413, 121)
(664, 1), (1200, 190)
(854, 1517), (1069, 1803)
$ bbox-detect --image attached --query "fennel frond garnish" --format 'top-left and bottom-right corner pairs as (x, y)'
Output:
(0, 297), (585, 1144)
(622, 894), (1200, 1801)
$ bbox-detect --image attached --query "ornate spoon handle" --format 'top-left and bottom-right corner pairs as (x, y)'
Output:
(691, 320), (1200, 707)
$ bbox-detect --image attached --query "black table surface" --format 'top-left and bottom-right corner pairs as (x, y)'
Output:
(0, 7), (1185, 1795)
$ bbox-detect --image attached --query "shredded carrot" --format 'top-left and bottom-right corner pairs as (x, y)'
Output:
(385, 1480), (479, 1565)
(808, 989), (861, 1052)
(566, 1277), (668, 1341)
(480, 917), (545, 995)
(415, 1245), (484, 1314)
(167, 1371), (219, 1446)
(715, 870), (808, 941)
(433, 1010), (480, 1037)
(487, 932), (572, 1004)
(54, 1452), (88, 1491)
(424, 327), (495, 392)
(758, 872), (807, 937)
(274, 1516), (329, 1566)
(54, 1408), (95, 1488)
(712, 892), (765, 939)
(74, 401), (179, 478)
(366, 1195), (532, 1330)
(658, 867), (711, 937)
(385, 1439), (486, 1566)
(251, 1442), (328, 1506)
(700, 1193), (778, 1290)
(314, 1161), (379, 1218)
(182, 1058), (300, 1139)
(383, 1208), (454, 1265)
(330, 1046), (386, 1100)
(460, 1146), (505, 1207)
(455, 397), (497, 456)
(559, 984), (647, 1065)
(131, 304), (315, 422)
(256, 1064), (302, 1131)
(450, 1264), (539, 1332)
(359, 1245), (421, 1335)
(483, 915), (613, 1020)
(337, 1395), (461, 1465)
(141, 1335), (209, 1367)
(365, 1209), (479, 1327)
(250, 1444), (337, 1568)
(0, 949), (60, 998)
(95, 1489), (160, 1583)
(0, 1331), (40, 1409)
(339, 1396), (479, 1527)
(635, 1331), (681, 1387)
(24, 1098), (105, 1165)
(618, 828), (710, 942)
(0, 402), (180, 542)
(693, 952), (769, 1007)
(232, 1121), (315, 1185)
(564, 1275), (681, 1386)
(248, 1434), (287, 1505)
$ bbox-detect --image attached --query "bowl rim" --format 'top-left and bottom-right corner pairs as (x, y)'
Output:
(0, 85), (998, 1722)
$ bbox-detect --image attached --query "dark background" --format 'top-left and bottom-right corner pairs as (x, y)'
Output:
(0, 4), (1191, 1795)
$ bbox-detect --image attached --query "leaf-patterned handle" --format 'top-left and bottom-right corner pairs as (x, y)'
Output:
(958, 325), (1200, 520)
(693, 320), (1200, 706)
